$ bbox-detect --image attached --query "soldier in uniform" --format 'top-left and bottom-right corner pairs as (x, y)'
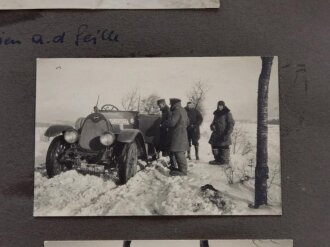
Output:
(185, 102), (203, 160)
(157, 99), (171, 157)
(166, 98), (190, 176)
(208, 101), (235, 165)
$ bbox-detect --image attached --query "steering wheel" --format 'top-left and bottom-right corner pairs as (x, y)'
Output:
(101, 104), (120, 111)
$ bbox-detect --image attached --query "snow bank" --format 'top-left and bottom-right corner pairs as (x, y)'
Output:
(34, 163), (230, 216)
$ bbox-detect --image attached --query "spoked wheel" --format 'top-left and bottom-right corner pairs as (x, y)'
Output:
(117, 141), (138, 184)
(46, 135), (71, 178)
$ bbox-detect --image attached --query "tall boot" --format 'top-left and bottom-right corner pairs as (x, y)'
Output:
(187, 147), (191, 160)
(170, 152), (187, 176)
(195, 145), (199, 160)
(178, 152), (188, 175)
(209, 148), (220, 165)
(169, 152), (178, 171)
(219, 147), (230, 164)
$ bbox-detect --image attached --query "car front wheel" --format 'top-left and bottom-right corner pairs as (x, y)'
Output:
(117, 141), (138, 184)
(46, 135), (70, 178)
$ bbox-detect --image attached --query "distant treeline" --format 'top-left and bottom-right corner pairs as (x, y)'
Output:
(267, 119), (280, 125)
(236, 119), (279, 125)
(36, 122), (51, 128)
(36, 120), (74, 128)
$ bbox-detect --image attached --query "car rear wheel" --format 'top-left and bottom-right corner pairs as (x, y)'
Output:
(117, 141), (138, 184)
(46, 135), (70, 178)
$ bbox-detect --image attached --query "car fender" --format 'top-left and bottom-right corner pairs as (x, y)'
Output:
(117, 129), (147, 160)
(117, 129), (142, 143)
(44, 125), (73, 138)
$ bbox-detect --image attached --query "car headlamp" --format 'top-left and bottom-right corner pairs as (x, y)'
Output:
(129, 118), (135, 124)
(64, 129), (79, 144)
(100, 132), (115, 146)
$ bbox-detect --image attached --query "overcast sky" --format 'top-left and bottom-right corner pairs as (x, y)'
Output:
(36, 57), (279, 124)
(45, 240), (292, 247)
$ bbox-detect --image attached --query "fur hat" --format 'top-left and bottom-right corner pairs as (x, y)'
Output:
(169, 98), (181, 105)
(157, 99), (166, 105)
(217, 100), (225, 106)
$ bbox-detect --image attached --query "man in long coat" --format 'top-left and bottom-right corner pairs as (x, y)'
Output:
(185, 102), (203, 160)
(209, 100), (235, 165)
(166, 98), (190, 176)
(157, 99), (171, 157)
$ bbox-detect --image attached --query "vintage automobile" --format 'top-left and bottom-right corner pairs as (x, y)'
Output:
(44, 104), (161, 184)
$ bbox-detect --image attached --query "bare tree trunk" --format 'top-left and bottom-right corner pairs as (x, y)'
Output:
(123, 241), (131, 247)
(254, 56), (274, 208)
(200, 240), (209, 247)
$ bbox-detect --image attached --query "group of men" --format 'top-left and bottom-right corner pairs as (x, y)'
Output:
(156, 98), (235, 176)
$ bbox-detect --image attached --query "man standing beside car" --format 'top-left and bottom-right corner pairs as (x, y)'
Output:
(208, 100), (235, 165)
(166, 98), (190, 176)
(185, 102), (203, 160)
(157, 99), (171, 157)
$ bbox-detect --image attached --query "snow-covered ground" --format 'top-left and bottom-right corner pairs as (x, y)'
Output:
(34, 122), (281, 216)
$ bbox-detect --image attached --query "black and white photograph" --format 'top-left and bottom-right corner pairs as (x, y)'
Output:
(44, 240), (293, 247)
(34, 57), (281, 216)
(0, 0), (220, 9)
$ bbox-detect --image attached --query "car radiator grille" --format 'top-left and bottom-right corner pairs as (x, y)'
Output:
(79, 118), (108, 151)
